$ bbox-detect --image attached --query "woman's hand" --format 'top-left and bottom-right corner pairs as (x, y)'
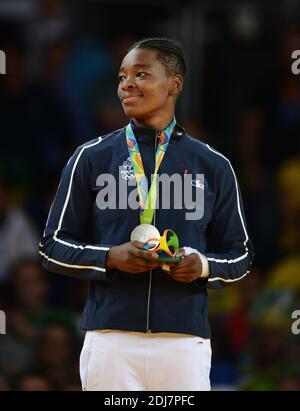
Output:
(166, 248), (203, 283)
(106, 241), (162, 273)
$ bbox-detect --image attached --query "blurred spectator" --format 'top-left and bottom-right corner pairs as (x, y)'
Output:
(0, 333), (35, 379)
(34, 323), (81, 390)
(39, 38), (90, 147)
(239, 324), (290, 391)
(92, 33), (139, 134)
(239, 27), (300, 182)
(210, 315), (239, 390)
(0, 259), (79, 380)
(14, 372), (53, 391)
(28, 0), (71, 75)
(236, 27), (300, 270)
(276, 157), (300, 255)
(7, 258), (80, 340)
(0, 173), (38, 282)
(33, 37), (85, 174)
(0, 38), (76, 189)
(8, 259), (50, 342)
(63, 35), (113, 135)
(0, 40), (37, 185)
(24, 173), (59, 235)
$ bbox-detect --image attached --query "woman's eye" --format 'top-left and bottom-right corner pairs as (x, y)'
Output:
(136, 72), (147, 78)
(118, 72), (147, 82)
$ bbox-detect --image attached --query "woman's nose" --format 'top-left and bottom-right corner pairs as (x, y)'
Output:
(122, 76), (135, 90)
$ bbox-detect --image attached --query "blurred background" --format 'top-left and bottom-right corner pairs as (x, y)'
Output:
(0, 0), (300, 391)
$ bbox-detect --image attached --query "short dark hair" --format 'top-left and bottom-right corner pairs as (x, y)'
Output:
(128, 37), (186, 78)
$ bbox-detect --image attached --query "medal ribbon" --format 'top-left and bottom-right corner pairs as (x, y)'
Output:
(126, 117), (176, 225)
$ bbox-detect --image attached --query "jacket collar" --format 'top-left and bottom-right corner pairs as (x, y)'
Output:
(127, 118), (185, 145)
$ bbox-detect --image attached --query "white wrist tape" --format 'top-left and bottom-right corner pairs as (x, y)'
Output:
(182, 247), (210, 278)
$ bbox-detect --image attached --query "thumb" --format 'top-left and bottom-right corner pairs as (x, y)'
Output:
(176, 248), (186, 258)
(131, 240), (146, 249)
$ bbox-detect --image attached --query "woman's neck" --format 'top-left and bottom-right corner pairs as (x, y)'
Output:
(132, 113), (175, 131)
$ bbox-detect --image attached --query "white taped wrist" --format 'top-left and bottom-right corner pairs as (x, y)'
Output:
(182, 247), (210, 278)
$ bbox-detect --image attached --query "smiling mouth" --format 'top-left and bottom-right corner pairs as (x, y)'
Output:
(122, 96), (143, 104)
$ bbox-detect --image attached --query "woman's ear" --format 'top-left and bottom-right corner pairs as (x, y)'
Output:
(170, 75), (183, 96)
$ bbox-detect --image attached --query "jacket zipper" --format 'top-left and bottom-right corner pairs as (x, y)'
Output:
(146, 210), (156, 332)
(146, 131), (160, 333)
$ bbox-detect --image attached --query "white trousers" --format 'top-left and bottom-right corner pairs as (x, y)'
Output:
(80, 330), (211, 391)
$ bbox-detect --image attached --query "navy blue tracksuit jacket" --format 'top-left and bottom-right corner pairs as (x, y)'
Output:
(40, 122), (254, 338)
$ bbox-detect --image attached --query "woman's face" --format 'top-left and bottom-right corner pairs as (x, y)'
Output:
(118, 48), (178, 122)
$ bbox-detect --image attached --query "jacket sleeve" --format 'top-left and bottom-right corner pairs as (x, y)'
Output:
(39, 140), (114, 281)
(196, 149), (254, 289)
